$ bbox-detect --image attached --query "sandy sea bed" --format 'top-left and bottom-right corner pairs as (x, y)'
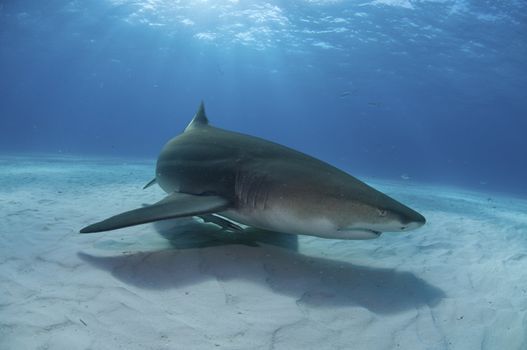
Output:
(0, 155), (526, 350)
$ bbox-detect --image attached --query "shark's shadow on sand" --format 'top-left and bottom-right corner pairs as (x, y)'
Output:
(79, 219), (445, 315)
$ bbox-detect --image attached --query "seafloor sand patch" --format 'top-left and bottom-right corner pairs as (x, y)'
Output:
(0, 156), (526, 350)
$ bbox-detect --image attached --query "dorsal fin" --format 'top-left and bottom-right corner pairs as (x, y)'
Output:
(185, 101), (209, 131)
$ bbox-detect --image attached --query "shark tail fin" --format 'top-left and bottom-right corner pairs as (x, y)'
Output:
(185, 101), (208, 131)
(79, 193), (229, 233)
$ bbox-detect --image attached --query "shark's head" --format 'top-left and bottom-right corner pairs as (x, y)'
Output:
(332, 197), (426, 239)
(257, 177), (427, 240)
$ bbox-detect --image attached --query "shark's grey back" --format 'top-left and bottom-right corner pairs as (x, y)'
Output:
(156, 123), (408, 215)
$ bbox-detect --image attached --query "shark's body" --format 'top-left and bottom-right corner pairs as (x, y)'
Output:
(81, 103), (425, 239)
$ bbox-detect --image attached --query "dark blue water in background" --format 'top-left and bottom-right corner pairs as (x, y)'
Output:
(1, 0), (526, 195)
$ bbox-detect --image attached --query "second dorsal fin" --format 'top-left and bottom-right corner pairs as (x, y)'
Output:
(185, 101), (208, 131)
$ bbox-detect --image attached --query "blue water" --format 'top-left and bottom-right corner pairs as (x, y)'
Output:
(1, 0), (526, 195)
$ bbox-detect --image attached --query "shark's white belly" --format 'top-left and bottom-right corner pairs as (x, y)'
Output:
(222, 207), (329, 235)
(221, 207), (379, 240)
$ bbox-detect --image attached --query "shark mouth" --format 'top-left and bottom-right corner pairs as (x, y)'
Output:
(338, 228), (382, 239)
(360, 229), (382, 237)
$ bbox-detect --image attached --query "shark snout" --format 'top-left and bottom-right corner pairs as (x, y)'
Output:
(398, 208), (426, 231)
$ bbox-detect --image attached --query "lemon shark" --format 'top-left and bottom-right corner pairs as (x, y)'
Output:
(80, 102), (425, 239)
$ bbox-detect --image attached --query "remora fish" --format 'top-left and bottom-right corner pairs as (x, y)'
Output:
(80, 102), (425, 239)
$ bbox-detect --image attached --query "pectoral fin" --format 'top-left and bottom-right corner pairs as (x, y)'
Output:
(80, 193), (230, 233)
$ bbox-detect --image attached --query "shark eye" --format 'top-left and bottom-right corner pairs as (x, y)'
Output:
(377, 209), (387, 217)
